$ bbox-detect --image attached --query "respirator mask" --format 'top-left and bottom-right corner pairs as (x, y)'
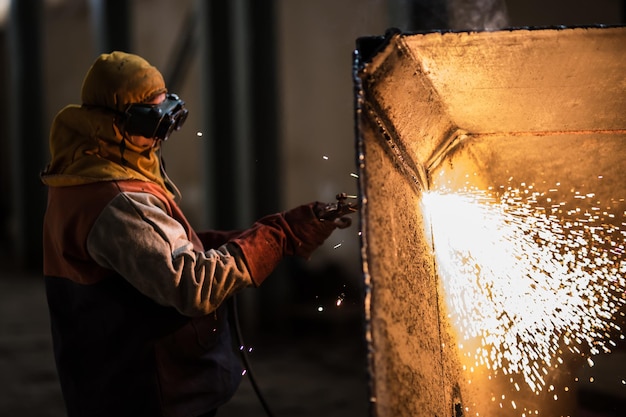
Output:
(123, 93), (188, 141)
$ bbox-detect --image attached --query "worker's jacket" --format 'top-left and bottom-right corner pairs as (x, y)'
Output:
(43, 179), (252, 417)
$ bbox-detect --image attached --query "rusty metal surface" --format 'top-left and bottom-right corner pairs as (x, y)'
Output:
(357, 112), (453, 417)
(401, 27), (626, 135)
(356, 26), (626, 417)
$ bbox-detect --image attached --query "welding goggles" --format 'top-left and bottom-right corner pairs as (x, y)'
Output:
(123, 93), (188, 140)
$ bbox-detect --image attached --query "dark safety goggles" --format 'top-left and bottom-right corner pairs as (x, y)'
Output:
(123, 93), (188, 140)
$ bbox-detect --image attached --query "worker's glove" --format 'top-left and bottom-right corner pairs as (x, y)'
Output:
(230, 200), (356, 285)
(283, 203), (341, 258)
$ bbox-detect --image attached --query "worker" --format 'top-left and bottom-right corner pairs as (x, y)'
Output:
(41, 51), (353, 417)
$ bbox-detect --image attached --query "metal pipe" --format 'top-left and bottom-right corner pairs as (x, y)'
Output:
(7, 0), (46, 269)
(89, 0), (131, 54)
(197, 0), (241, 230)
(248, 0), (281, 218)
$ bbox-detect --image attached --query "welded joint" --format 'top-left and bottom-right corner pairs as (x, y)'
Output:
(425, 128), (469, 175)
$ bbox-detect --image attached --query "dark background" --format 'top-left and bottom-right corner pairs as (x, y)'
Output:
(1, 1), (624, 416)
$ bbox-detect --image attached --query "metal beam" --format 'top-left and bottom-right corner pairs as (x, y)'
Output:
(89, 0), (132, 53)
(7, 0), (46, 270)
(249, 0), (281, 218)
(197, 0), (261, 230)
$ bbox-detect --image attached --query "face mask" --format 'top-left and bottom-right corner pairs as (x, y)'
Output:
(123, 93), (188, 140)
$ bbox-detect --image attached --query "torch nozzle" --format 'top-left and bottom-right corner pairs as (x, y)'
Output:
(316, 193), (359, 227)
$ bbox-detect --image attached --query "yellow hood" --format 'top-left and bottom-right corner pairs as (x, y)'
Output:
(41, 51), (177, 198)
(81, 51), (167, 112)
(41, 105), (169, 189)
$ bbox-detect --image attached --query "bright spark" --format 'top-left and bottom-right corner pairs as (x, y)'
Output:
(421, 183), (626, 403)
(336, 292), (346, 307)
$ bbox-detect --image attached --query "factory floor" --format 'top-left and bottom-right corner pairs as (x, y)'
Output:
(0, 270), (370, 417)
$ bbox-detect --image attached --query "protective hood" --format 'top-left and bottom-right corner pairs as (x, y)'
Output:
(81, 51), (167, 112)
(41, 52), (178, 199)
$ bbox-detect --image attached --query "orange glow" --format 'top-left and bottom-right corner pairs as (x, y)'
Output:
(421, 178), (626, 415)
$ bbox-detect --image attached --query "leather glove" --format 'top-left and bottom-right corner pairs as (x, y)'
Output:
(230, 202), (349, 285)
(283, 203), (339, 258)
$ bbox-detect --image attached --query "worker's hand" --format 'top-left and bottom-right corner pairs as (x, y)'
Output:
(283, 203), (342, 259)
(311, 195), (357, 229)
